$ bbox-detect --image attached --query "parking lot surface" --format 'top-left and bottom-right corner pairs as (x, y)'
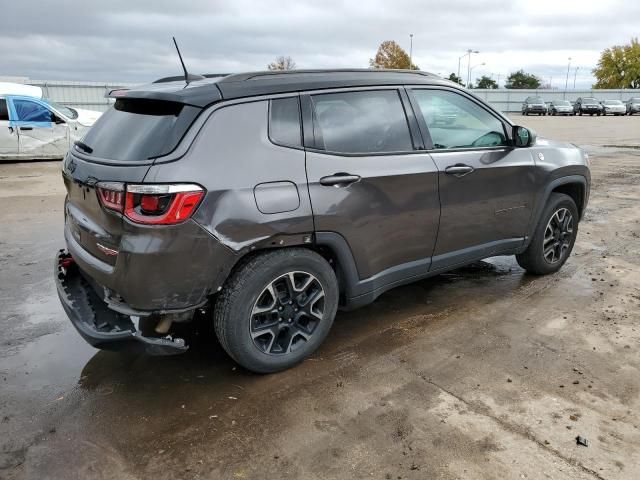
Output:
(1, 115), (639, 479)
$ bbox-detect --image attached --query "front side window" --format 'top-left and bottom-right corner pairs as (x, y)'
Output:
(310, 90), (413, 154)
(412, 89), (507, 149)
(269, 97), (301, 147)
(13, 99), (53, 123)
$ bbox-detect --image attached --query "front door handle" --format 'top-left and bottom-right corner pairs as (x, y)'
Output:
(445, 164), (474, 176)
(19, 126), (33, 131)
(319, 173), (361, 187)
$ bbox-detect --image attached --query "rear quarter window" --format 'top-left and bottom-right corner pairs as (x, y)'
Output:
(79, 98), (201, 162)
(269, 97), (302, 147)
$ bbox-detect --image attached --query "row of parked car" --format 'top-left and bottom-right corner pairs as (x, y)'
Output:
(521, 96), (640, 116)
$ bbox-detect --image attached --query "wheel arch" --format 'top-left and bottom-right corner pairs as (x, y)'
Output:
(523, 175), (588, 251)
(551, 182), (586, 218)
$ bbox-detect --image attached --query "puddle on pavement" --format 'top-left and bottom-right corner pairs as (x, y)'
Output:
(1, 255), (535, 436)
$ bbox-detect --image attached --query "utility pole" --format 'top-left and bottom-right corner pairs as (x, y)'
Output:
(573, 66), (579, 89)
(565, 57), (571, 90)
(409, 34), (414, 69)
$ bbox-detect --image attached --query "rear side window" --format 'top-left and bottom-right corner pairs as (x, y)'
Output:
(14, 99), (53, 122)
(80, 98), (200, 161)
(269, 97), (301, 147)
(310, 90), (413, 154)
(0, 99), (8, 121)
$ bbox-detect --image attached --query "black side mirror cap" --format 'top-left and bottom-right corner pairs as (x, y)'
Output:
(513, 125), (536, 148)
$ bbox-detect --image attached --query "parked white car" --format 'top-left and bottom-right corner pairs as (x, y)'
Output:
(0, 83), (102, 161)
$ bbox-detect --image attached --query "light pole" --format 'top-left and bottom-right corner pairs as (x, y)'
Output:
(564, 57), (571, 93)
(458, 49), (478, 84)
(573, 66), (579, 89)
(469, 62), (485, 88)
(409, 34), (414, 69)
(466, 50), (479, 88)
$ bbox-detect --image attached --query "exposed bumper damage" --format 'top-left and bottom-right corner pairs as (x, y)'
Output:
(55, 250), (189, 355)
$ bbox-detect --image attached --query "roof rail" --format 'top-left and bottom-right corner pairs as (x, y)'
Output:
(219, 69), (440, 83)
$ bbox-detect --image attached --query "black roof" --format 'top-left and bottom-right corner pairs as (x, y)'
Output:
(112, 69), (450, 108)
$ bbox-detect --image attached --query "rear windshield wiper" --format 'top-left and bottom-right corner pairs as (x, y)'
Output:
(74, 141), (93, 154)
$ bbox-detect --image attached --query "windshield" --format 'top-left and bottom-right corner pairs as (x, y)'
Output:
(631, 98), (640, 103)
(583, 98), (598, 104)
(554, 101), (571, 106)
(45, 100), (78, 119)
(528, 97), (544, 103)
(604, 100), (622, 105)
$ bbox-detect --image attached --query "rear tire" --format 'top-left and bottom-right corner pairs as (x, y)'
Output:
(516, 193), (579, 275)
(213, 248), (339, 373)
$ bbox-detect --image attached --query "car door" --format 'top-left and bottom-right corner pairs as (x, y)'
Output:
(304, 88), (440, 282)
(407, 87), (537, 270)
(10, 97), (68, 159)
(0, 98), (18, 158)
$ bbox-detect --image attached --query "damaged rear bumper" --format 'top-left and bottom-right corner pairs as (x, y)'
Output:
(55, 250), (189, 355)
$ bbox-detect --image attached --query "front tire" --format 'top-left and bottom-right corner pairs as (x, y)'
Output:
(516, 193), (579, 275)
(214, 249), (339, 373)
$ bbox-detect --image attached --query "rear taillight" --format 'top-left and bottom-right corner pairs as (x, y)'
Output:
(96, 182), (204, 225)
(96, 182), (125, 212)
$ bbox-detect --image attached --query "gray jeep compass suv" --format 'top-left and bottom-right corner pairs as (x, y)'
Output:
(55, 70), (590, 373)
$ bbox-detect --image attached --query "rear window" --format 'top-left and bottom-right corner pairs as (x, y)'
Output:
(79, 98), (201, 161)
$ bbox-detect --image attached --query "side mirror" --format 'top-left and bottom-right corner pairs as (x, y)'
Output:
(54, 116), (66, 125)
(513, 125), (536, 148)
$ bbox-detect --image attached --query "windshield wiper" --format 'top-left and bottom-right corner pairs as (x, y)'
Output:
(74, 141), (93, 154)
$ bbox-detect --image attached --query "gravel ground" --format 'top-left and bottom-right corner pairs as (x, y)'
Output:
(1, 115), (639, 480)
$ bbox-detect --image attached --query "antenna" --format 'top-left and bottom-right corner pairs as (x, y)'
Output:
(173, 37), (190, 84)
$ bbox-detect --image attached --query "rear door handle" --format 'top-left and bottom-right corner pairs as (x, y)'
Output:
(319, 173), (361, 186)
(445, 164), (474, 176)
(19, 126), (33, 131)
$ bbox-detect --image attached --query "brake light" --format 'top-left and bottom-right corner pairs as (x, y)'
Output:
(125, 184), (203, 225)
(96, 183), (204, 225)
(96, 182), (125, 212)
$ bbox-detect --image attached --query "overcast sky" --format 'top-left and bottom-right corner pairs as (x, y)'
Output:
(1, 0), (638, 88)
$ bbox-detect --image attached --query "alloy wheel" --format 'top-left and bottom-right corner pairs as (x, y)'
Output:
(543, 208), (574, 264)
(250, 271), (325, 355)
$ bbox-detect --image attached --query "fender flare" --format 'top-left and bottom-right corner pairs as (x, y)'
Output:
(522, 174), (588, 251)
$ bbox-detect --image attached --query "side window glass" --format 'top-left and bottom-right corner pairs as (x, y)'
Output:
(269, 97), (301, 147)
(0, 99), (9, 121)
(13, 100), (53, 123)
(412, 90), (507, 149)
(310, 90), (413, 154)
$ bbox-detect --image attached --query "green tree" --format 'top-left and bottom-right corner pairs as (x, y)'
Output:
(268, 56), (296, 71)
(369, 40), (419, 70)
(505, 70), (541, 89)
(475, 75), (498, 89)
(447, 73), (463, 85)
(592, 38), (640, 88)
